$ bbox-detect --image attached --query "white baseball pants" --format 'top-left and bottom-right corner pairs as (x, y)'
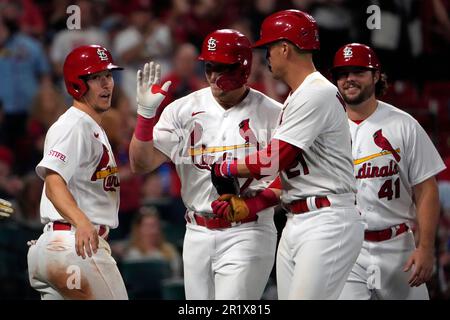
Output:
(339, 230), (429, 300)
(277, 206), (364, 299)
(27, 223), (128, 300)
(183, 218), (277, 300)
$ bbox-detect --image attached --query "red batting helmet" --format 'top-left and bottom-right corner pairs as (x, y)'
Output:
(63, 45), (123, 100)
(253, 9), (320, 50)
(331, 43), (380, 73)
(198, 29), (252, 92)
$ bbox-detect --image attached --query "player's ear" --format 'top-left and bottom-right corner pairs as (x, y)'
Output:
(373, 70), (380, 84)
(281, 41), (291, 57)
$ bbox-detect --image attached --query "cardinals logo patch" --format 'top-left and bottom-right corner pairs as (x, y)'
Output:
(373, 129), (401, 162)
(343, 46), (353, 60)
(239, 118), (260, 150)
(207, 37), (217, 51)
(91, 144), (119, 191)
(97, 48), (109, 61)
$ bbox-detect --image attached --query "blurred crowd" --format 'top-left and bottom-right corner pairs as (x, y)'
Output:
(1, 0), (450, 299)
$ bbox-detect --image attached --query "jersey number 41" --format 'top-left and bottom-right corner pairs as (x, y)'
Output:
(378, 177), (400, 200)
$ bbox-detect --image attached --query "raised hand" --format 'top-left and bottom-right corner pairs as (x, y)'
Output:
(136, 61), (172, 119)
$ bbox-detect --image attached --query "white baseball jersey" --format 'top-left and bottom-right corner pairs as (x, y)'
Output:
(154, 87), (281, 300)
(349, 101), (446, 230)
(154, 87), (282, 216)
(36, 107), (120, 228)
(273, 71), (356, 203)
(269, 71), (364, 299)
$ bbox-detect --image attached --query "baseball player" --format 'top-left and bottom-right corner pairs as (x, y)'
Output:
(27, 45), (128, 300)
(330, 43), (446, 300)
(129, 29), (281, 300)
(0, 198), (13, 218)
(210, 10), (365, 300)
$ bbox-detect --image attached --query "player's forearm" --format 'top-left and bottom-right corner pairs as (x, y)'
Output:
(248, 176), (282, 213)
(129, 135), (161, 173)
(44, 171), (91, 227)
(131, 107), (170, 173)
(236, 145), (282, 178)
(235, 163), (253, 177)
(269, 188), (282, 199)
(222, 139), (301, 179)
(212, 185), (281, 221)
(414, 177), (440, 250)
(217, 160), (262, 178)
(214, 158), (261, 178)
(244, 187), (281, 217)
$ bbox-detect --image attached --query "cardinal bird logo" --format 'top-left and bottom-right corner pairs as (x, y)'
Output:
(91, 145), (110, 181)
(373, 129), (401, 162)
(239, 119), (260, 150)
(91, 144), (119, 191)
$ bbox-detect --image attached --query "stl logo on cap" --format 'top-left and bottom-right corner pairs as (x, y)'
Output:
(97, 48), (109, 61)
(343, 46), (353, 60)
(207, 37), (217, 51)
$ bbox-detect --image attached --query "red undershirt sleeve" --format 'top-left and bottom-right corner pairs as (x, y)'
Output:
(244, 139), (302, 179)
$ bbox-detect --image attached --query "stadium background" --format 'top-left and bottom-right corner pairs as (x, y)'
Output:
(0, 0), (449, 300)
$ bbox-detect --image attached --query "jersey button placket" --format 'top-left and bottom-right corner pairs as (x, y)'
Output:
(222, 112), (229, 140)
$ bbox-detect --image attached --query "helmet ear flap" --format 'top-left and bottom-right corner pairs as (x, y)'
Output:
(215, 74), (233, 91)
(68, 78), (88, 100)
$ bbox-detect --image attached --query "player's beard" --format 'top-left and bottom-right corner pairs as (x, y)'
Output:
(341, 81), (375, 106)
